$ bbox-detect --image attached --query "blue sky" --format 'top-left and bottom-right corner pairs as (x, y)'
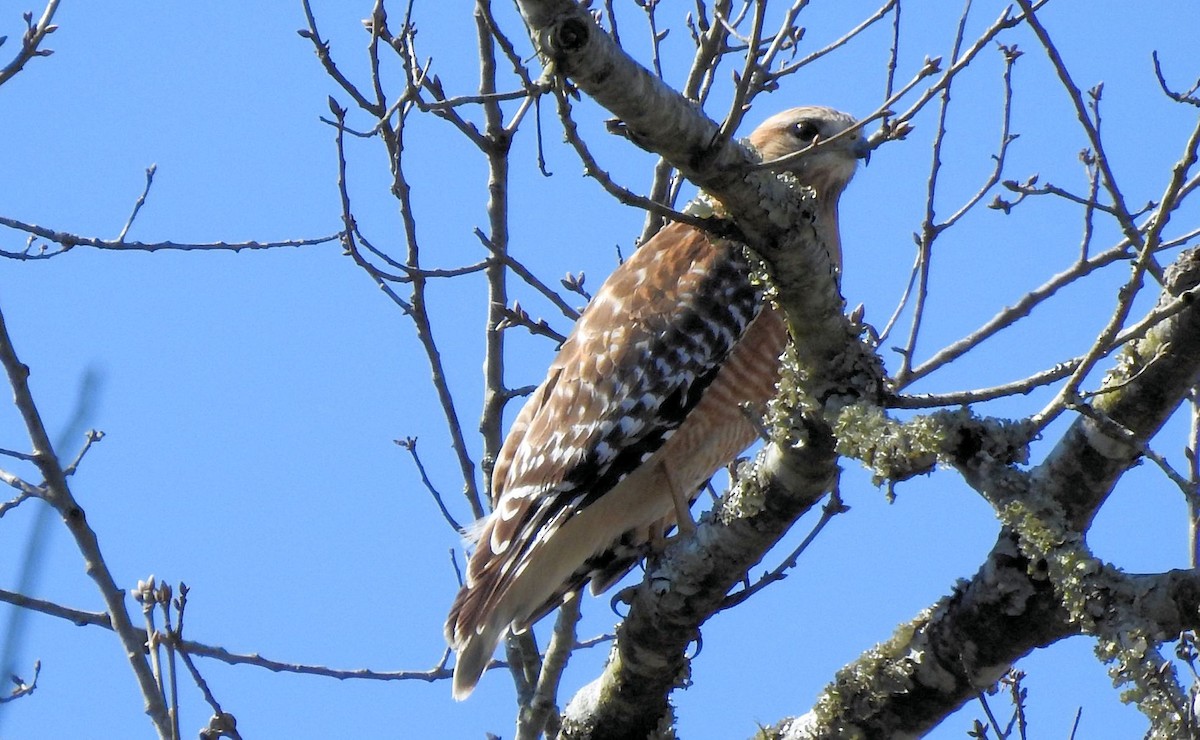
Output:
(1, 2), (1198, 738)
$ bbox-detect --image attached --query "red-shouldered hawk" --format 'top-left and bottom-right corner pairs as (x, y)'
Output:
(446, 106), (868, 699)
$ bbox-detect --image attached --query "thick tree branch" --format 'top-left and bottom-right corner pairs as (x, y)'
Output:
(767, 246), (1200, 737)
(561, 416), (838, 738)
(1035, 247), (1200, 528)
(516, 0), (880, 399)
(514, 3), (888, 736)
(768, 538), (1200, 739)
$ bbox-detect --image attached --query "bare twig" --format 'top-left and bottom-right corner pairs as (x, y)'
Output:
(1015, 0), (1142, 241)
(323, 89), (485, 520)
(974, 689), (1005, 739)
(718, 489), (847, 611)
(354, 227), (492, 280)
(904, 242), (1132, 385)
(475, 0), (518, 501)
(1152, 50), (1200, 107)
(1003, 669), (1029, 739)
(554, 89), (724, 238)
(997, 176), (1132, 218)
(176, 582), (240, 740)
(893, 0), (975, 381)
(0, 1), (60, 88)
(62, 429), (105, 477)
(638, 0), (732, 242)
(299, 0), (382, 116)
(936, 43), (1022, 232)
(0, 303), (171, 736)
(877, 248), (919, 345)
(1142, 443), (1198, 505)
(882, 0), (902, 120)
(771, 0), (897, 80)
(497, 302), (569, 345)
(889, 361), (1078, 409)
(0, 466), (40, 497)
(1068, 707), (1084, 740)
(892, 282), (1200, 409)
(0, 216), (342, 259)
(639, 0), (668, 80)
(326, 98), (414, 313)
(0, 660), (39, 704)
(0, 486), (36, 517)
(396, 437), (462, 532)
(116, 165), (157, 243)
(484, 227), (581, 321)
(1, 367), (102, 706)
(1078, 147), (1102, 261)
(1028, 55), (1200, 430)
(0, 585), (454, 683)
(0, 446), (35, 462)
(714, 0), (767, 148)
(158, 586), (182, 740)
(516, 593), (581, 740)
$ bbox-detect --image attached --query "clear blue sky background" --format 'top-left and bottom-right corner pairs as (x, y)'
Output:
(1, 2), (1197, 738)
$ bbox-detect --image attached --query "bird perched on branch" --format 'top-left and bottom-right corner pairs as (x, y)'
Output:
(446, 106), (868, 699)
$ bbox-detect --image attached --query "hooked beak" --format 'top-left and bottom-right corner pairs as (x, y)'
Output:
(853, 137), (872, 166)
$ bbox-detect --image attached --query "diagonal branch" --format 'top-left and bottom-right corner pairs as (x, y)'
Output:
(561, 422), (838, 738)
(0, 1), (60, 88)
(769, 246), (1200, 737)
(516, 0), (878, 394)
(0, 303), (172, 736)
(514, 1), (886, 735)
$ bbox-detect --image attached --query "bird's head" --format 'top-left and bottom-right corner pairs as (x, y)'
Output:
(748, 106), (870, 202)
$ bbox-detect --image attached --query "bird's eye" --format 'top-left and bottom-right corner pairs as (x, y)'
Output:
(793, 120), (820, 142)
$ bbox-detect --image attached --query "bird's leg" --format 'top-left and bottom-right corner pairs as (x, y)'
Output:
(660, 461), (697, 537)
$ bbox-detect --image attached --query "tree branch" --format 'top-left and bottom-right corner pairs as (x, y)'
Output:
(769, 245), (1200, 737)
(0, 1), (60, 88)
(0, 303), (172, 736)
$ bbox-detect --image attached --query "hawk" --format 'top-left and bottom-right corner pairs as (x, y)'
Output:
(446, 106), (868, 699)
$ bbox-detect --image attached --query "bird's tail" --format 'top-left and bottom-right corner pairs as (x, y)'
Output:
(447, 613), (505, 700)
